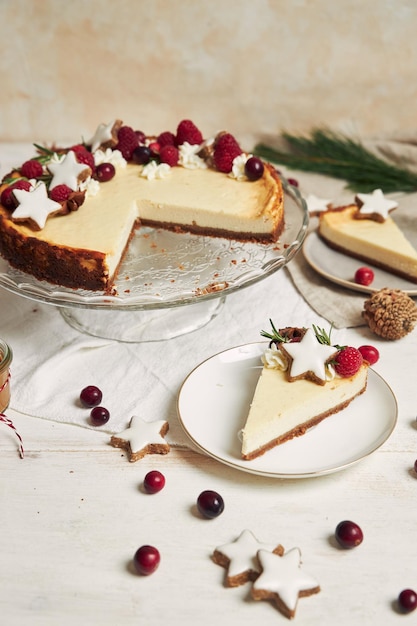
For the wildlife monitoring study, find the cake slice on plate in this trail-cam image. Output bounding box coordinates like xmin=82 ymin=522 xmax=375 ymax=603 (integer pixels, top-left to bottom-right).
xmin=318 ymin=189 xmax=417 ymax=283
xmin=241 ymin=324 xmax=369 ymax=460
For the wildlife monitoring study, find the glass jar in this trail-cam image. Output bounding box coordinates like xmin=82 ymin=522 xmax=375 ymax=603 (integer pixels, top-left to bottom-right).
xmin=0 ymin=339 xmax=12 ymax=413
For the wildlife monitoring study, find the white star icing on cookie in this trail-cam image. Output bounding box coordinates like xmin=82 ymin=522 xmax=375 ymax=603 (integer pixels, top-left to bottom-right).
xmin=48 ymin=150 xmax=91 ymax=191
xmin=305 ymin=194 xmax=331 ymax=214
xmin=356 ymin=188 xmax=398 ymax=220
xmin=281 ymin=328 xmax=337 ymax=383
xmin=12 ymin=181 xmax=62 ymax=229
xmin=110 ymin=416 xmax=169 ymax=461
xmin=252 ymin=548 xmax=320 ymax=617
xmin=215 ymin=530 xmax=283 ymax=583
xmin=88 ymin=120 xmax=117 ymax=153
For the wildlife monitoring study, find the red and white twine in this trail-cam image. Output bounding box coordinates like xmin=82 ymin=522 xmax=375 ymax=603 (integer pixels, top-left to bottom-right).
xmin=0 ymin=413 xmax=24 ymax=459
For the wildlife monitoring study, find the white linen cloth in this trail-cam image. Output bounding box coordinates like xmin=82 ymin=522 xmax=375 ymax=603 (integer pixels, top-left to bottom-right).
xmin=0 ymin=141 xmax=415 ymax=444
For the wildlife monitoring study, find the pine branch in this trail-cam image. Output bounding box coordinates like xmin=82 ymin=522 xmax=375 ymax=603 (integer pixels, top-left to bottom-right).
xmin=254 ymin=128 xmax=417 ymax=193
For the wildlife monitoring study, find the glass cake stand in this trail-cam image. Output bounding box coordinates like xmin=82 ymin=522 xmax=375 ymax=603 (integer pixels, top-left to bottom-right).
xmin=0 ymin=178 xmax=308 ymax=342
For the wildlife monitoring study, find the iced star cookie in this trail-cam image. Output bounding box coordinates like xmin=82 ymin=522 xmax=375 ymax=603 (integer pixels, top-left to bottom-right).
xmin=110 ymin=416 xmax=170 ymax=462
xmin=212 ymin=529 xmax=284 ymax=587
xmin=252 ymin=547 xmax=320 ymax=619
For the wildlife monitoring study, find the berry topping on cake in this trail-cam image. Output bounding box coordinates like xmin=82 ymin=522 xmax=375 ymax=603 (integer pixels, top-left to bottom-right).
xmin=175 ymin=119 xmax=203 ymax=146
xmin=159 ymin=144 xmax=179 ymax=166
xmin=115 ymin=125 xmax=139 ymax=160
xmin=71 ymin=144 xmax=96 ymax=172
xmin=244 ymin=156 xmax=264 ymax=181
xmin=213 ymin=133 xmax=243 ymax=173
xmin=335 ymin=520 xmax=363 ymax=549
xmin=333 ymin=346 xmax=363 ymax=378
xmin=95 ymin=162 xmax=116 ymax=182
xmin=354 ymin=266 xmax=374 ymax=286
xmin=49 ymin=184 xmax=73 ymax=203
xmin=12 ymin=182 xmax=62 ymax=230
xmin=358 ymin=345 xmax=379 ymax=365
xmin=197 ymin=490 xmax=224 ymax=519
xmin=133 ymin=545 xmax=160 ymax=575
xmin=1 ymin=179 xmax=32 ymax=209
xmin=157 ymin=131 xmax=176 ymax=147
xmin=20 ymin=159 xmax=43 ymax=179
xmin=132 ymin=145 xmax=152 ymax=165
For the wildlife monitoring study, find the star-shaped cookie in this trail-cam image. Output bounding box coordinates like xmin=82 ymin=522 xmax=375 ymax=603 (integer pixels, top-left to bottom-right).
xmin=280 ymin=328 xmax=337 ymax=385
xmin=12 ymin=182 xmax=63 ymax=230
xmin=110 ymin=416 xmax=170 ymax=462
xmin=305 ymin=194 xmax=331 ymax=216
xmin=252 ymin=548 xmax=320 ymax=619
xmin=355 ymin=188 xmax=398 ymax=222
xmin=213 ymin=530 xmax=284 ymax=587
xmin=48 ymin=150 xmax=91 ymax=191
xmin=88 ymin=119 xmax=120 ymax=153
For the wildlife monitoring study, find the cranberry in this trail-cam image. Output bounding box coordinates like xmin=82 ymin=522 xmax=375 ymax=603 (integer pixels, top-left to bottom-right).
xmin=398 ymin=589 xmax=417 ymax=613
xmin=197 ymin=490 xmax=224 ymax=519
xmin=335 ymin=520 xmax=363 ymax=549
xmin=133 ymin=545 xmax=160 ymax=575
xmin=132 ymin=145 xmax=151 ymax=165
xmin=358 ymin=345 xmax=380 ymax=365
xmin=245 ymin=156 xmax=264 ymax=181
xmin=354 ymin=266 xmax=374 ymax=286
xmin=90 ymin=406 xmax=110 ymax=426
xmin=287 ymin=177 xmax=299 ymax=187
xmin=143 ymin=470 xmax=165 ymax=494
xmin=414 ymin=459 xmax=417 ymax=474
xmin=80 ymin=385 xmax=102 ymax=407
xmin=96 ymin=162 xmax=115 ymax=182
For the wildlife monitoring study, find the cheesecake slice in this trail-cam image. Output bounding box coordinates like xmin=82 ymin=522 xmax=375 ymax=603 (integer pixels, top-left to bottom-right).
xmin=319 ymin=205 xmax=417 ymax=283
xmin=241 ymin=326 xmax=368 ymax=460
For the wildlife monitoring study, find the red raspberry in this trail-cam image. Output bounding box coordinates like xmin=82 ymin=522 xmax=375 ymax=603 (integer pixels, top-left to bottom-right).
xmin=159 ymin=145 xmax=179 ymax=166
xmin=157 ymin=131 xmax=176 ymax=148
xmin=213 ymin=133 xmax=243 ymax=173
xmin=1 ymin=179 xmax=32 ymax=209
xmin=175 ymin=119 xmax=203 ymax=146
xmin=115 ymin=126 xmax=139 ymax=160
xmin=49 ymin=184 xmax=72 ymax=202
xmin=70 ymin=145 xmax=95 ymax=172
xmin=20 ymin=159 xmax=43 ymax=179
xmin=334 ymin=347 xmax=363 ymax=378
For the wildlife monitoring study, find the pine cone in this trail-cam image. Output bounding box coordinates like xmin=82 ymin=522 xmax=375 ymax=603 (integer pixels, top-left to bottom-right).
xmin=362 ymin=288 xmax=417 ymax=340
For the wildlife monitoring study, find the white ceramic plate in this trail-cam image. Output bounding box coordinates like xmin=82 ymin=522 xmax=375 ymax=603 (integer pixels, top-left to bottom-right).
xmin=303 ymin=231 xmax=417 ymax=295
xmin=177 ymin=342 xmax=397 ymax=478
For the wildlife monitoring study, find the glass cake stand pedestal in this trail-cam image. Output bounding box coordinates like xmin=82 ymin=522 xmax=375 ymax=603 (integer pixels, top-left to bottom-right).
xmin=0 ymin=179 xmax=308 ymax=342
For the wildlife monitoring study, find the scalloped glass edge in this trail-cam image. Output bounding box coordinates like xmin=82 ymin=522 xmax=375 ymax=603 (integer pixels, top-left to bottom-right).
xmin=0 ymin=177 xmax=308 ymax=311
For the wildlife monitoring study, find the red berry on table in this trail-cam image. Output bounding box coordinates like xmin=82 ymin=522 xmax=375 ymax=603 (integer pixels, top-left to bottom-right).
xmin=96 ymin=162 xmax=116 ymax=182
xmin=335 ymin=520 xmax=363 ymax=549
xmin=80 ymin=385 xmax=102 ymax=407
xmin=197 ymin=490 xmax=224 ymax=519
xmin=398 ymin=588 xmax=417 ymax=613
xmin=358 ymin=345 xmax=379 ymax=365
xmin=334 ymin=347 xmax=363 ymax=377
xmin=133 ymin=545 xmax=160 ymax=575
xmin=143 ymin=470 xmax=166 ymax=494
xmin=287 ymin=177 xmax=299 ymax=187
xmin=245 ymin=156 xmax=264 ymax=181
xmin=354 ymin=266 xmax=374 ymax=286
xmin=90 ymin=406 xmax=110 ymax=427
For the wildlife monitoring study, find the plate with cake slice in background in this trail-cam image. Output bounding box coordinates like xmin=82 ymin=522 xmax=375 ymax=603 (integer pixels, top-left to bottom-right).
xmin=303 ymin=191 xmax=417 ymax=295
xmin=177 ymin=339 xmax=398 ymax=479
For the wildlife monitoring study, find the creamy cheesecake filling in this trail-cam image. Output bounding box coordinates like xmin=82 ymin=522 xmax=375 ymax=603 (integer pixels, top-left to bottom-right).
xmin=241 ymin=364 xmax=368 ymax=460
xmin=319 ymin=206 xmax=417 ymax=280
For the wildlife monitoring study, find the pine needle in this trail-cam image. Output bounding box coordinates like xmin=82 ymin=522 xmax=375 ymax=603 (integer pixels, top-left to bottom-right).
xmin=254 ymin=128 xmax=417 ymax=193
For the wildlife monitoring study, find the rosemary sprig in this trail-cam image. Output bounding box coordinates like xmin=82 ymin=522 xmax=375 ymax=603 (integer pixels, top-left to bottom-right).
xmin=312 ymin=324 xmax=333 ymax=345
xmin=254 ymin=128 xmax=417 ymax=193
xmin=260 ymin=319 xmax=288 ymax=344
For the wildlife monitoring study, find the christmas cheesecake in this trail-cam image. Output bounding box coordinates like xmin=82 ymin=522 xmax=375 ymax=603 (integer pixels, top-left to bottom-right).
xmin=0 ymin=120 xmax=284 ymax=292
xmin=241 ymin=324 xmax=368 ymax=460
xmin=318 ymin=189 xmax=417 ymax=283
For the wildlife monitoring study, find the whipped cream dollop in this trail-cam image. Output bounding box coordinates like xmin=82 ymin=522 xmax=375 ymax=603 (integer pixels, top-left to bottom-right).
xmin=230 ymin=153 xmax=250 ymax=181
xmin=79 ymin=177 xmax=100 ymax=197
xmin=140 ymin=161 xmax=171 ymax=180
xmin=93 ymin=148 xmax=126 ymax=169
xmin=178 ymin=142 xmax=207 ymax=169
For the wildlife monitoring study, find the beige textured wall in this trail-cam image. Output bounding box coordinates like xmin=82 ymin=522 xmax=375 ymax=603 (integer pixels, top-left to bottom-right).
xmin=0 ymin=0 xmax=416 ymax=149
